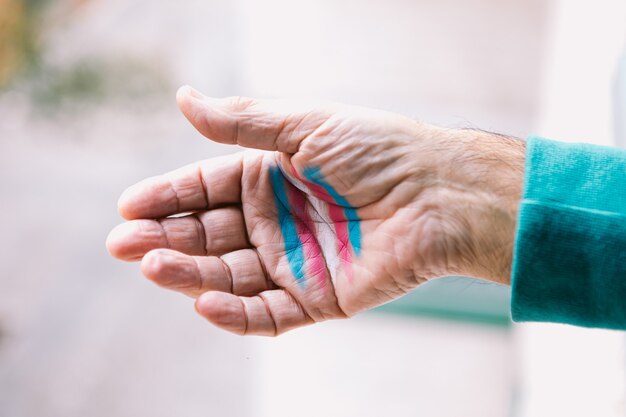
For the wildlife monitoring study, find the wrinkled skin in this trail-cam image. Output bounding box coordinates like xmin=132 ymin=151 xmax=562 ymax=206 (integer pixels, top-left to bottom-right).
xmin=106 ymin=86 xmax=525 ymax=336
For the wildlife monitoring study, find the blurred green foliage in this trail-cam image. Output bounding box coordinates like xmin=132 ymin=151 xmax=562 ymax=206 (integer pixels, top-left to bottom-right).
xmin=29 ymin=57 xmax=171 ymax=113
xmin=1 ymin=0 xmax=170 ymax=112
xmin=0 ymin=0 xmax=41 ymax=86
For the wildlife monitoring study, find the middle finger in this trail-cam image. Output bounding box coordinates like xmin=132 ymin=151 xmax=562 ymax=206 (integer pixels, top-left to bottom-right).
xmin=107 ymin=207 xmax=250 ymax=261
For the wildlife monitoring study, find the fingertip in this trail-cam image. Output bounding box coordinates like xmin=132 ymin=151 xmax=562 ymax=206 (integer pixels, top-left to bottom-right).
xmin=117 ymin=180 xmax=154 ymax=220
xmin=176 ymin=85 xmax=191 ymax=108
xmin=176 ymin=84 xmax=191 ymax=101
xmin=140 ymin=248 xmax=186 ymax=286
xmin=117 ymin=178 xmax=175 ymax=220
xmin=117 ymin=186 xmax=136 ymax=220
xmin=195 ymin=291 xmax=221 ymax=316
xmin=140 ymin=248 xmax=169 ymax=280
xmin=176 ymin=85 xmax=205 ymax=114
xmin=106 ymin=222 xmax=136 ymax=260
xmin=195 ymin=292 xmax=246 ymax=335
xmin=176 ymin=85 xmax=211 ymax=137
xmin=106 ymin=220 xmax=164 ymax=261
xmin=176 ymin=88 xmax=242 ymax=147
xmin=105 ymin=226 xmax=118 ymax=257
xmin=176 ymin=84 xmax=203 ymax=101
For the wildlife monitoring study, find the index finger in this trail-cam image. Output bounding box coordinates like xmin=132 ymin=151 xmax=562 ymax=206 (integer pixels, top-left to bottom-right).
xmin=118 ymin=153 xmax=244 ymax=220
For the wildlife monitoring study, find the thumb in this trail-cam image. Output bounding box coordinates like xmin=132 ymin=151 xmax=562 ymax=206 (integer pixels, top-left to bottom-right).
xmin=176 ymin=85 xmax=330 ymax=153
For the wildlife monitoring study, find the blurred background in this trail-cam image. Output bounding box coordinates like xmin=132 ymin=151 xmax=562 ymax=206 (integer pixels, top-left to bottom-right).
xmin=1 ymin=0 xmax=626 ymax=416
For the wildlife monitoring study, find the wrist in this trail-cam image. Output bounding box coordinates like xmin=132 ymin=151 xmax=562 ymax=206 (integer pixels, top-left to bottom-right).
xmin=407 ymin=125 xmax=526 ymax=284
xmin=449 ymin=128 xmax=526 ymax=284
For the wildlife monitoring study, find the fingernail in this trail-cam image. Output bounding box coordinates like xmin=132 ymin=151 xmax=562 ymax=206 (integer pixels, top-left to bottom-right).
xmin=184 ymin=85 xmax=204 ymax=99
xmin=176 ymin=85 xmax=205 ymax=100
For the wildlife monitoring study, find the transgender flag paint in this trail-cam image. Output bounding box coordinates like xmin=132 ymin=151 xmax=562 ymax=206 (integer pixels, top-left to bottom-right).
xmin=279 ymin=164 xmax=362 ymax=284
xmin=270 ymin=166 xmax=330 ymax=288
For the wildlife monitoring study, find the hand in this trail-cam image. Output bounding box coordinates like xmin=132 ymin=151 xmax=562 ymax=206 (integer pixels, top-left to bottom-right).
xmin=106 ymin=86 xmax=525 ymax=336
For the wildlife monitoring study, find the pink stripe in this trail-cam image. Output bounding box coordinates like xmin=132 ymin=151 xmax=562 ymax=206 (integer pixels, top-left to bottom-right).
xmin=290 ymin=166 xmax=353 ymax=282
xmin=287 ymin=182 xmax=328 ymax=288
xmin=328 ymin=204 xmax=353 ymax=282
xmin=290 ymin=166 xmax=333 ymax=203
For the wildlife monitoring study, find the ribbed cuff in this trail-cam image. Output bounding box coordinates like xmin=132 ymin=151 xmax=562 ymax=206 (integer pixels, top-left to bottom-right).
xmin=511 ymin=136 xmax=626 ymax=329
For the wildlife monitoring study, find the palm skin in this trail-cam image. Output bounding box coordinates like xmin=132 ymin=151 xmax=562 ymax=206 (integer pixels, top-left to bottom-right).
xmin=106 ymin=86 xmax=525 ymax=336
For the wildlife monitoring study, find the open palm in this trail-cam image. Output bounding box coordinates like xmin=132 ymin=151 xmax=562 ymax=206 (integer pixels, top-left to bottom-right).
xmin=106 ymin=86 xmax=523 ymax=335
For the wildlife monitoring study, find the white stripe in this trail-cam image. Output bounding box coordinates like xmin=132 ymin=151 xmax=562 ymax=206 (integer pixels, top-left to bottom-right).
xmin=278 ymin=163 xmax=340 ymax=281
xmin=307 ymin=201 xmax=340 ymax=282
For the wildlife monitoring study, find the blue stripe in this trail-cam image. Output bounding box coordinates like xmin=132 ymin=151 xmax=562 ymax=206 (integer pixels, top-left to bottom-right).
xmin=302 ymin=166 xmax=362 ymax=256
xmin=269 ymin=166 xmax=307 ymax=287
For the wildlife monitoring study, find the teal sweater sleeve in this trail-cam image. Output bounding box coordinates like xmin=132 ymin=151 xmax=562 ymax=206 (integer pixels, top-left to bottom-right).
xmin=511 ymin=136 xmax=626 ymax=329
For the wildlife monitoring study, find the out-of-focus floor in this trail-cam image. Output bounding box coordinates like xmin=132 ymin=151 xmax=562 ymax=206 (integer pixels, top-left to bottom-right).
xmin=0 ymin=0 xmax=548 ymax=416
